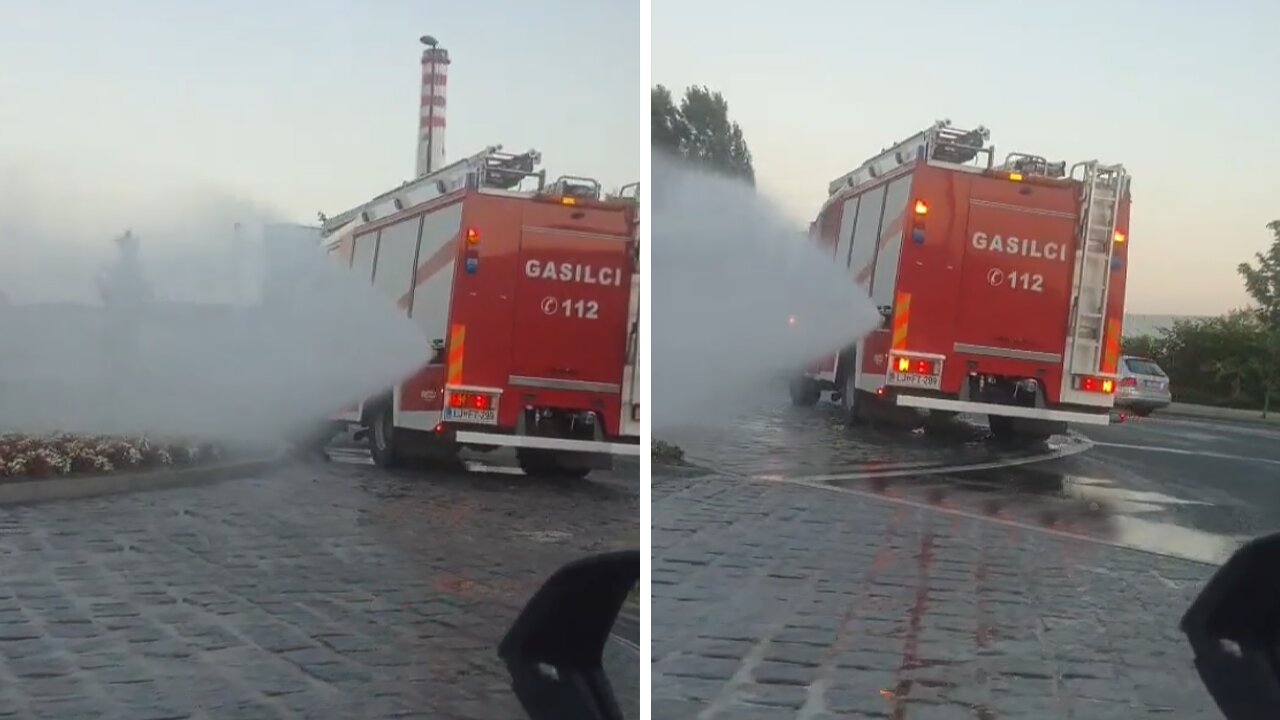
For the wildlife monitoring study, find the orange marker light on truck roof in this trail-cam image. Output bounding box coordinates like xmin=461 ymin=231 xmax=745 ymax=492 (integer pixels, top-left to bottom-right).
xmin=1008 ymin=172 xmax=1024 ymax=182
xmin=560 ymin=197 xmax=578 ymax=206
xmin=913 ymin=200 xmax=928 ymax=215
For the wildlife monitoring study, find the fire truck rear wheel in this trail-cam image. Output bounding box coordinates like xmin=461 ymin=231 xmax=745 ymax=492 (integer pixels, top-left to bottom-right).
xmin=368 ymin=404 xmax=401 ymax=468
xmin=789 ymin=377 xmax=820 ymax=407
xmin=517 ymin=449 xmax=590 ymax=480
xmin=988 ymin=415 xmax=1051 ymax=445
xmin=841 ymin=375 xmax=864 ymax=425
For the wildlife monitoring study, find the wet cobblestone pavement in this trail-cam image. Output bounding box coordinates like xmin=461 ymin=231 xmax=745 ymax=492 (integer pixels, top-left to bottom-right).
xmin=656 ymin=399 xmax=1082 ymax=479
xmin=0 ymin=458 xmax=639 ymax=719
xmin=652 ymin=472 xmax=1219 ymax=719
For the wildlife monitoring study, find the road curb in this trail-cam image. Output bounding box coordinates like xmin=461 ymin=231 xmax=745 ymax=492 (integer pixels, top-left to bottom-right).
xmin=0 ymin=446 xmax=290 ymax=506
xmin=652 ymin=461 xmax=717 ymax=477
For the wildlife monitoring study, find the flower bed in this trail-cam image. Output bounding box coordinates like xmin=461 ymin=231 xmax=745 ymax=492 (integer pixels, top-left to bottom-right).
xmin=0 ymin=433 xmax=225 ymax=480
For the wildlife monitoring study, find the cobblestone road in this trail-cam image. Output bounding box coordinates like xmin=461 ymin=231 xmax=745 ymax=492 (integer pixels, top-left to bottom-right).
xmin=0 ymin=457 xmax=638 ymax=719
xmin=652 ymin=472 xmax=1219 ymax=719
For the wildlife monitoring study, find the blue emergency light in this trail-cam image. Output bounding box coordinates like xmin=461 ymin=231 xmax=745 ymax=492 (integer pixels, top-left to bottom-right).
xmin=911 ymin=228 xmax=926 ymax=245
xmin=465 ymin=257 xmax=479 ymax=274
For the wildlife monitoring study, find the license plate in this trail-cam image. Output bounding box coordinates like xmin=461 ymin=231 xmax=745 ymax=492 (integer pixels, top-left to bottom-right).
xmin=890 ymin=372 xmax=942 ymax=389
xmin=443 ymin=407 xmax=498 ymax=425
xmin=1143 ymin=379 xmax=1165 ymax=390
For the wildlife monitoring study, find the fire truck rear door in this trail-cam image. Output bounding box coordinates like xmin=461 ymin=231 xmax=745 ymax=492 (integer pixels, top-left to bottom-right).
xmin=955 ymin=190 xmax=1078 ymax=360
xmin=512 ymin=226 xmax=631 ymax=395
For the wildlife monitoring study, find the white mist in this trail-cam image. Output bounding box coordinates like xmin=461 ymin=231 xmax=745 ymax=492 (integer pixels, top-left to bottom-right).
xmin=651 ymin=153 xmax=881 ymax=429
xmin=0 ymin=172 xmax=429 ymax=445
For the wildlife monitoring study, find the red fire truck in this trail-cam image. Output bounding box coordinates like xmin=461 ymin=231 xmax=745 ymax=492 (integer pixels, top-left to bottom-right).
xmin=321 ymin=146 xmax=641 ymax=476
xmin=791 ymin=120 xmax=1132 ymax=441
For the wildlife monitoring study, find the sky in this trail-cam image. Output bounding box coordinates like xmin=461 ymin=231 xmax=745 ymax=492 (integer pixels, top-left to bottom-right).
xmin=652 ymin=0 xmax=1280 ymax=316
xmin=0 ymin=0 xmax=640 ymax=226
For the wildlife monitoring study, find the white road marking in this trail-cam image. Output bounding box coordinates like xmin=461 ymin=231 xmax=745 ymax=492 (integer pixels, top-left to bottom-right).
xmin=1092 ymin=441 xmax=1280 ymax=467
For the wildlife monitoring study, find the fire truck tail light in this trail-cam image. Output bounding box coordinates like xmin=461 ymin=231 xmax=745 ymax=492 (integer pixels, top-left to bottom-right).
xmin=894 ymin=356 xmax=937 ymax=375
xmin=913 ymin=200 xmax=928 ymax=216
xmin=1076 ymin=375 xmax=1115 ymax=394
xmin=448 ymin=391 xmax=493 ymax=411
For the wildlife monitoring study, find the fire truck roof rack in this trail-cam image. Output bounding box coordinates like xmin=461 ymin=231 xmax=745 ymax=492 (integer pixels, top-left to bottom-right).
xmin=997 ymin=152 xmax=1067 ymax=179
xmin=480 ymin=149 xmax=545 ymax=191
xmin=321 ymin=145 xmax=545 ymax=236
xmin=609 ymin=181 xmax=641 ymax=204
xmin=546 ymin=175 xmax=602 ymax=200
xmin=827 ymin=120 xmax=994 ymax=197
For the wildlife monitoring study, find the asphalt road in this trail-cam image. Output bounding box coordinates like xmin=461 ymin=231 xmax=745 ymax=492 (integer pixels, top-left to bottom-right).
xmin=1069 ymin=412 xmax=1280 ymax=557
xmin=653 ymin=401 xmax=1280 ymax=719
xmin=0 ymin=450 xmax=639 ymax=720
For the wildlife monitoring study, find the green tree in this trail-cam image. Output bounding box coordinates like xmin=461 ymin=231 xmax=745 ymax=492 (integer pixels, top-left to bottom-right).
xmin=1237 ymin=220 xmax=1280 ymax=415
xmin=651 ymin=85 xmax=686 ymax=156
xmin=1238 ymin=220 xmax=1280 ymax=330
xmin=650 ymin=84 xmax=755 ymax=186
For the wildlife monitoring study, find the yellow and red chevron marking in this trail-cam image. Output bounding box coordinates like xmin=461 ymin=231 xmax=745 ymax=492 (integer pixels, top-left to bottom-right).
xmin=447 ymin=324 xmax=466 ymax=385
xmin=1102 ymin=318 xmax=1122 ymax=374
xmin=891 ymin=292 xmax=911 ymax=349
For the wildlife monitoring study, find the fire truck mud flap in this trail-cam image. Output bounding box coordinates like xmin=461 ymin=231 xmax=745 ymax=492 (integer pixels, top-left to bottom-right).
xmin=894 ymin=395 xmax=1112 ymax=426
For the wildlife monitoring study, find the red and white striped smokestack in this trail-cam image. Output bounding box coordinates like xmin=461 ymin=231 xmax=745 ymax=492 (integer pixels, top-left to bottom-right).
xmin=416 ymin=35 xmax=450 ymax=177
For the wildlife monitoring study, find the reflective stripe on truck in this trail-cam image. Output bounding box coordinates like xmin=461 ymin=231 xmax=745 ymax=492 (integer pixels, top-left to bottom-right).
xmin=447 ymin=323 xmax=466 ymax=384
xmin=891 ymin=291 xmax=911 ymax=349
xmin=1102 ymin=317 xmax=1122 ymax=375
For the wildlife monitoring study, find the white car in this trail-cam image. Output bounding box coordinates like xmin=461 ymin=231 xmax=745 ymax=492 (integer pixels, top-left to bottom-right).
xmin=1115 ymin=355 xmax=1172 ymax=416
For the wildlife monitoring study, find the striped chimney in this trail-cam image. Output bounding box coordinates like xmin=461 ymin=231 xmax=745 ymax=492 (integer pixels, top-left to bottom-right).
xmin=416 ymin=35 xmax=450 ymax=177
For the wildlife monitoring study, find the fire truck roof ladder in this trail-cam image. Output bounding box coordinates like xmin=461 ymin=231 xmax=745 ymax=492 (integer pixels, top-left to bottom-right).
xmin=827 ymin=120 xmax=993 ymax=197
xmin=1066 ymin=161 xmax=1129 ymax=376
xmin=321 ymin=146 xmax=545 ymax=235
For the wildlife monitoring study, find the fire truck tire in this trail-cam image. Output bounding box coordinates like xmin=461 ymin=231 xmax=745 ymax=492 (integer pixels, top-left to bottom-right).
xmin=367 ymin=404 xmax=402 ymax=468
xmin=517 ymin=449 xmax=590 ymax=480
xmin=841 ymin=375 xmax=865 ymax=425
xmin=923 ymin=410 xmax=958 ymax=431
xmin=987 ymin=415 xmax=1016 ymax=441
xmin=987 ymin=415 xmax=1053 ymax=444
xmin=789 ymin=376 xmax=821 ymax=407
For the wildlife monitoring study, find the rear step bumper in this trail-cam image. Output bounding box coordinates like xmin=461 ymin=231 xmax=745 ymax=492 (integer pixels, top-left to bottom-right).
xmin=454 ymin=431 xmax=641 ymax=455
xmin=895 ymin=395 xmax=1112 ymax=426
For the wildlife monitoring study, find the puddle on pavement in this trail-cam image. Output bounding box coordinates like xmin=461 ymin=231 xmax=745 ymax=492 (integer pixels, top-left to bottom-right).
xmin=823 ymin=463 xmax=1242 ymax=565
xmin=1103 ymin=515 xmax=1239 ymax=564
